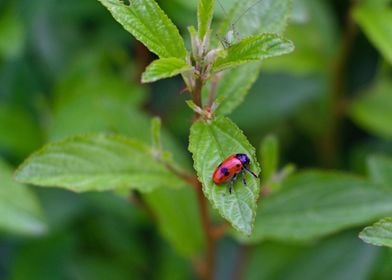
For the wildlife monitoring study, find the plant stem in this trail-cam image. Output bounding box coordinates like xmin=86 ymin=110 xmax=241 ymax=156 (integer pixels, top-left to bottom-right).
xmin=207 ymin=74 xmax=219 ymax=108
xmin=195 ymin=180 xmax=216 ymax=280
xmin=233 ymin=245 xmax=250 ymax=280
xmin=163 ymin=162 xmax=199 ymax=189
xmin=320 ymin=1 xmax=357 ymax=167
xmin=192 ymin=69 xmax=204 ymax=108
xmin=163 ymin=160 xmax=216 ymax=280
xmin=169 ymin=61 xmax=219 ymax=278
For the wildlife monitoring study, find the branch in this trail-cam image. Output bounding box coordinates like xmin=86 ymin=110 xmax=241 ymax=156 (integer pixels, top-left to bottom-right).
xmin=162 ymin=160 xmax=217 ymax=280
xmin=320 ymin=1 xmax=358 ymax=167
xmin=195 ymin=179 xmax=216 ymax=280
xmin=207 ymin=74 xmax=220 ymax=108
xmin=192 ymin=70 xmax=204 ymax=108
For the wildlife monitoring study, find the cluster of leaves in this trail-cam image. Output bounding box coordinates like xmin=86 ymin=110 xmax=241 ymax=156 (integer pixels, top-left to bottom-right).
xmin=0 ymin=0 xmax=392 ymax=278
xmin=14 ymin=0 xmax=295 ymax=237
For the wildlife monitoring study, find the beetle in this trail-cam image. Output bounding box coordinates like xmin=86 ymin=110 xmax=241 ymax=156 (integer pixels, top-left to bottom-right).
xmin=212 ymin=153 xmax=258 ymax=194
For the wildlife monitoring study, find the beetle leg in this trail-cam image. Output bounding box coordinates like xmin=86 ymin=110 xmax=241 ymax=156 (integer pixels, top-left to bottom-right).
xmin=241 ymin=170 xmax=247 ymax=185
xmin=243 ymin=166 xmax=258 ymax=178
xmin=229 ymin=173 xmax=237 ymax=194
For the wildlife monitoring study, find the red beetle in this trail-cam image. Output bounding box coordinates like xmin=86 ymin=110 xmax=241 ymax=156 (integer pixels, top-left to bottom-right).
xmin=212 ymin=153 xmax=258 ymax=193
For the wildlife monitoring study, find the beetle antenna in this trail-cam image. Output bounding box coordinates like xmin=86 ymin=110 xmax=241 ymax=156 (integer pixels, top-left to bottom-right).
xmin=243 ymin=166 xmax=258 ymax=178
xmin=232 ymin=0 xmax=265 ymax=26
xmin=216 ymin=0 xmax=265 ymax=47
xmin=216 ymin=0 xmax=229 ymax=18
xmin=216 ymin=0 xmax=265 ymax=27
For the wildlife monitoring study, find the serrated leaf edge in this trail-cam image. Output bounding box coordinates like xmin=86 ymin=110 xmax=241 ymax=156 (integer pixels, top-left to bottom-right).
xmin=14 ymin=133 xmax=159 ymax=191
xmin=98 ymin=0 xmax=187 ymax=59
xmin=213 ymin=33 xmax=295 ymax=72
xmin=189 ymin=116 xmax=260 ymax=235
xmin=141 ymin=58 xmax=193 ymax=83
xmin=359 ymin=217 xmax=392 ymax=247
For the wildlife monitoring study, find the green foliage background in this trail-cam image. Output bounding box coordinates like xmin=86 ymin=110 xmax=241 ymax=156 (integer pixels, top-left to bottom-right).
xmin=0 ymin=0 xmax=391 ymax=279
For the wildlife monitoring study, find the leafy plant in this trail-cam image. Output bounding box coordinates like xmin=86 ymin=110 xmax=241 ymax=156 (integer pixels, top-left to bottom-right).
xmin=15 ymin=0 xmax=293 ymax=230
xmin=14 ymin=0 xmax=293 ymax=276
xmin=2 ymin=0 xmax=391 ymax=278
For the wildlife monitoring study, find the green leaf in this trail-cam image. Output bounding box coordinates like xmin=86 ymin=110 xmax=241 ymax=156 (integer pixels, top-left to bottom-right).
xmin=198 ymin=0 xmax=215 ymax=39
xmin=244 ymin=171 xmax=392 ymax=243
xmin=217 ymin=0 xmax=292 ymax=38
xmin=367 ymin=155 xmax=392 ymax=188
xmin=246 ymin=232 xmax=379 ymax=280
xmin=209 ymin=63 xmax=261 ymax=115
xmin=0 ymin=7 xmax=25 ymax=58
xmin=0 ymin=158 xmax=47 ymax=235
xmin=141 ymin=58 xmax=192 ymax=83
xmin=260 ymin=134 xmax=279 ymax=183
xmin=212 ymin=33 xmax=294 ymax=72
xmin=231 ymin=73 xmax=324 ymax=132
xmin=151 ymin=117 xmax=162 ymax=151
xmin=98 ymin=0 xmax=187 ymax=59
xmin=50 ymin=58 xmax=191 ymax=169
xmin=349 ymin=78 xmax=392 ymax=139
xmin=54 ymin=49 xmax=147 ymax=107
xmin=15 ymin=134 xmax=186 ymax=193
xmin=279 ymin=232 xmax=379 ymax=280
xmin=154 ymin=244 xmax=191 ymax=280
xmin=0 ymin=105 xmax=43 ymax=157
xmin=360 ymin=0 xmax=392 ymax=7
xmin=189 ymin=116 xmax=260 ymax=235
xmin=262 ymin=0 xmax=338 ymax=74
xmin=144 ymin=187 xmax=205 ymax=257
xmin=372 ymin=249 xmax=392 ymax=280
xmin=359 ymin=217 xmax=392 ymax=248
xmin=50 ymin=68 xmax=150 ymax=142
xmin=246 ymin=242 xmax=300 ymax=280
xmin=10 ymin=234 xmax=76 ymax=280
xmin=353 ymin=5 xmax=392 ymax=64
xmin=149 ymin=117 xmax=173 ymax=163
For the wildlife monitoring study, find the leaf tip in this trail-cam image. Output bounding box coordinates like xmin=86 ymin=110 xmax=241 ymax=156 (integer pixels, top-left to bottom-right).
xmin=140 ymin=74 xmax=152 ymax=84
xmin=13 ymin=162 xmax=29 ymax=184
xmin=286 ymin=39 xmax=295 ymax=53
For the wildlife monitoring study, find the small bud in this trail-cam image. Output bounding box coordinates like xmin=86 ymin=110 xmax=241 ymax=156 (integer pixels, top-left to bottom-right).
xmin=186 ymin=100 xmax=204 ymax=115
xmin=188 ymin=26 xmax=201 ymax=61
xmin=201 ymin=33 xmax=210 ymax=54
xmin=211 ymin=96 xmax=224 ymax=113
xmin=204 ymin=48 xmax=224 ymax=65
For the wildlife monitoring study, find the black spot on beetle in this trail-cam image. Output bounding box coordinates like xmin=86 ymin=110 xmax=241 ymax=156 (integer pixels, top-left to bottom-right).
xmin=220 ymin=167 xmax=230 ymax=176
xmin=236 ymin=164 xmax=240 ymax=167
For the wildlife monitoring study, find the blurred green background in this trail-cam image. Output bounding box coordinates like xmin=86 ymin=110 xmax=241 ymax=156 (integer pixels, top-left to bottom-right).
xmin=0 ymin=0 xmax=391 ymax=279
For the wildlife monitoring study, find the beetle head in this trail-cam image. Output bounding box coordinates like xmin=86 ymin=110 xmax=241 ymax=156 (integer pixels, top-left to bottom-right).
xmin=235 ymin=153 xmax=250 ymax=165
